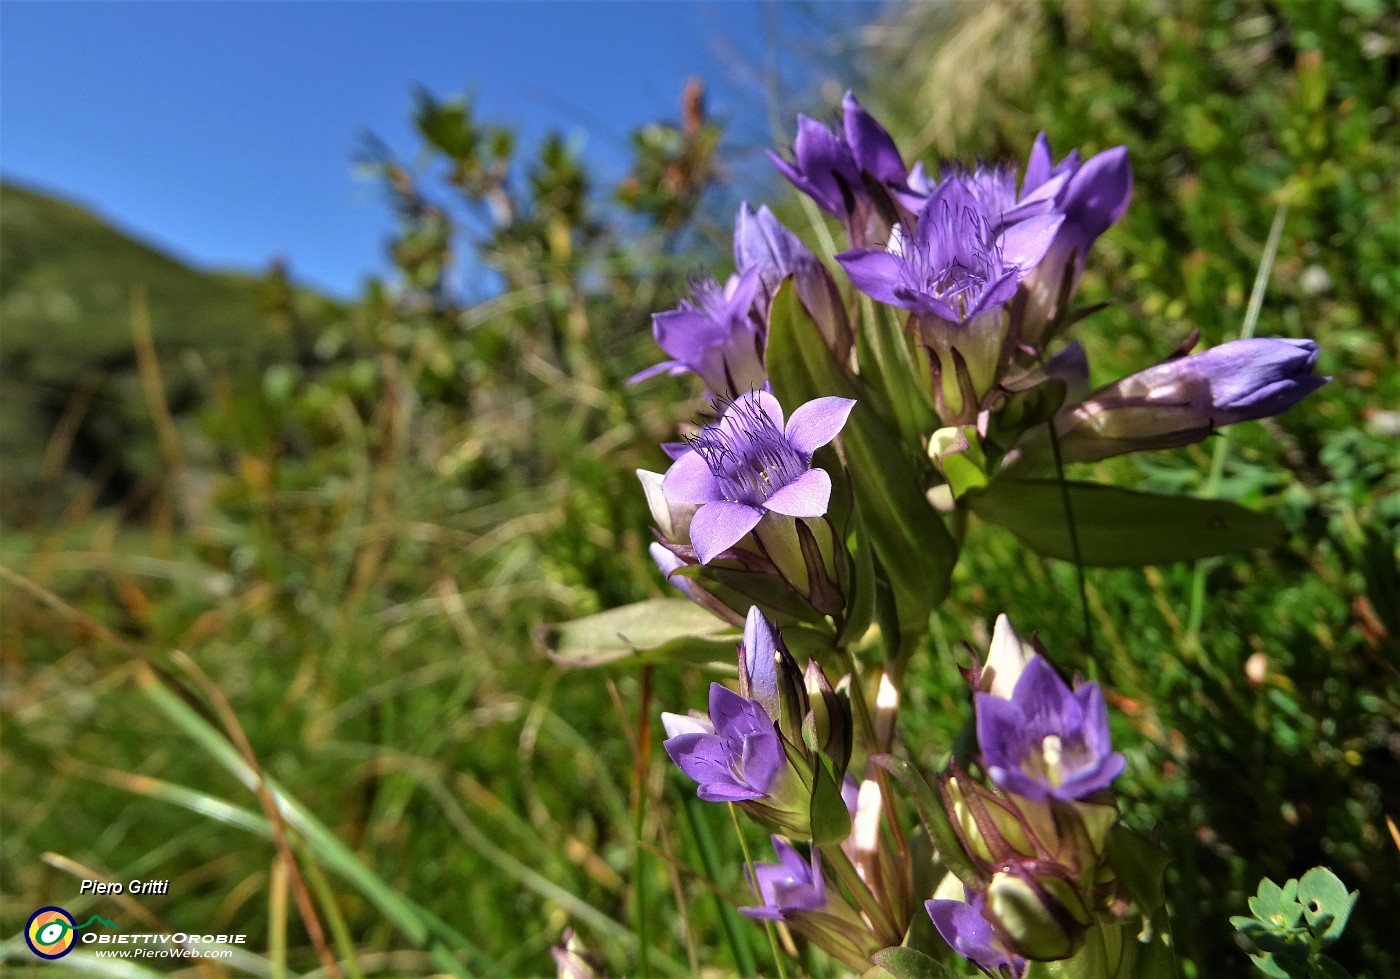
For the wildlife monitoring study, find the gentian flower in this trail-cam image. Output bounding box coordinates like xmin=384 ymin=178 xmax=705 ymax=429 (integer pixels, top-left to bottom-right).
xmin=741 ymin=837 xmax=828 ymax=920
xmin=927 ymin=890 xmax=1026 ymax=975
xmin=633 ymin=268 xmax=766 ymax=399
xmin=734 ymin=202 xmax=852 ymax=359
xmin=976 ymin=656 xmax=1126 ymax=803
xmin=945 ymin=160 xmax=1067 ymax=231
xmin=769 ymin=91 xmax=908 ymax=247
xmin=837 ymin=180 xmax=1062 ymax=325
xmin=1017 ymin=134 xmax=1132 ymax=348
xmin=662 ymin=391 xmax=855 ymax=565
xmin=1026 ymin=133 xmax=1132 ymax=279
xmin=662 ymin=682 xmax=785 ymax=802
xmin=1021 ymin=337 xmax=1328 ymax=467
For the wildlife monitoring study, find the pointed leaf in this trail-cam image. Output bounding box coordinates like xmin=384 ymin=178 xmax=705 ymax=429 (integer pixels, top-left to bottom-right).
xmin=869 ymin=947 xmax=960 ymax=979
xmin=542 ymin=599 xmax=736 ymax=668
xmin=967 ymin=479 xmax=1287 ymax=566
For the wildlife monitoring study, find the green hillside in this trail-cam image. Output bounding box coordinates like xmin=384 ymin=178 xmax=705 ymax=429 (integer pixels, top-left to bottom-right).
xmin=0 ymin=180 xmax=303 ymax=521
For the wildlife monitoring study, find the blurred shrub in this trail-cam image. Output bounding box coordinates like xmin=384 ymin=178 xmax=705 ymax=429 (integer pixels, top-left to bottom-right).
xmin=4 ymin=83 xmax=729 ymax=974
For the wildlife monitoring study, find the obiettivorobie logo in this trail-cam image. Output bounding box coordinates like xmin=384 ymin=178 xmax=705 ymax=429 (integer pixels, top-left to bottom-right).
xmin=24 ymin=904 xmax=245 ymax=962
xmin=25 ymin=906 xmax=119 ymax=960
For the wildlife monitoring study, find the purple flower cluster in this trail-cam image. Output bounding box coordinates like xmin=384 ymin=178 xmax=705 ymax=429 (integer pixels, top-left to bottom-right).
xmin=922 ymin=619 xmax=1124 ymax=971
xmin=631 ymin=87 xmax=1329 ymax=977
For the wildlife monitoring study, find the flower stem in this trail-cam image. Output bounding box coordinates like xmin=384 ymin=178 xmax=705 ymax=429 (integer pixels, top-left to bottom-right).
xmin=1046 ymin=413 xmax=1095 ymax=670
xmin=730 ymin=803 xmax=791 ymax=979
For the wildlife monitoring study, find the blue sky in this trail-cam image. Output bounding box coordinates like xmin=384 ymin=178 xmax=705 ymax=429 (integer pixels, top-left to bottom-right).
xmin=2 ymin=1 xmax=877 ymax=298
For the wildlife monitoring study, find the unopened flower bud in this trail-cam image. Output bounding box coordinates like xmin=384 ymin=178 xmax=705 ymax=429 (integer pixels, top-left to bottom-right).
xmin=986 ymin=865 xmax=1092 ymax=961
xmin=802 ymin=661 xmax=852 ymax=774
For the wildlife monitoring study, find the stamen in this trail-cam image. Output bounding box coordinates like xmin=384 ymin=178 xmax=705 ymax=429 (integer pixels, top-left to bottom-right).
xmin=690 ymin=399 xmax=806 ymax=505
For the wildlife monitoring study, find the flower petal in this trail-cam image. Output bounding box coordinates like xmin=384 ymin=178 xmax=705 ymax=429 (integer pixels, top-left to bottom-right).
xmin=974 ymin=691 xmax=1027 ymax=777
xmin=653 ymin=308 xmax=726 ymax=363
xmin=663 ymin=732 xmax=732 ymax=787
xmin=697 ymin=781 xmax=766 ymax=803
xmin=842 ymin=91 xmax=905 ymax=186
xmin=1022 ymin=132 xmax=1055 ymax=194
xmin=784 ymin=396 xmax=856 ymax=456
xmin=926 ymin=898 xmax=1017 ymax=970
xmin=1061 ymin=145 xmax=1132 ymax=240
xmin=708 ymin=682 xmax=755 ymax=734
xmin=689 ymin=501 xmax=764 ymax=564
xmin=660 ymin=710 xmax=714 ymax=739
xmin=662 ymin=450 xmax=722 ymax=506
xmin=1057 ymin=751 xmax=1126 ymax=800
xmin=1011 ymin=656 xmax=1080 ymax=735
xmin=1000 ymin=212 xmax=1065 ymax=270
xmin=835 ymin=248 xmax=906 ymax=307
xmin=762 ymin=468 xmax=831 ymax=518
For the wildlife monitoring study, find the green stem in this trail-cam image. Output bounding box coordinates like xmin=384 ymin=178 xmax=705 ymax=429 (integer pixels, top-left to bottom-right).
xmin=1046 ymin=414 xmax=1095 ymax=670
xmin=730 ymin=804 xmax=789 ymax=979
xmin=681 ymin=795 xmax=757 ymax=977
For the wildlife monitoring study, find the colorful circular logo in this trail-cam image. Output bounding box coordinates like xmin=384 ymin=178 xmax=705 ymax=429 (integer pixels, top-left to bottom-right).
xmin=26 ymin=906 xmax=77 ymax=959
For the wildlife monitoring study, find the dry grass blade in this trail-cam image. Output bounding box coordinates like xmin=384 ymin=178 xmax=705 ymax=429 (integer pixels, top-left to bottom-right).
xmin=166 ymin=649 xmax=342 ymax=979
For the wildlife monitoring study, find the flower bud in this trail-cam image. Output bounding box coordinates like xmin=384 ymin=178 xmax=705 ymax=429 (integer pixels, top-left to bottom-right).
xmin=802 ymin=660 xmax=852 ymax=775
xmin=735 ymin=202 xmax=853 ymax=363
xmin=986 ymin=865 xmax=1092 ymax=961
xmin=1008 ymin=338 xmax=1328 ymax=471
xmin=977 ymin=614 xmax=1037 ymax=699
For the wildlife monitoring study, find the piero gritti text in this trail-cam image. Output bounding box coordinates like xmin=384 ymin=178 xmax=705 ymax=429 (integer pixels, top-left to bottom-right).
xmin=79 ymin=880 xmax=170 ymax=896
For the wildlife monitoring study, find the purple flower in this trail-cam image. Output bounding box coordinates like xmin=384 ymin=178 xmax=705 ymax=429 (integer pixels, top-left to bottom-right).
xmin=1017 ymin=136 xmax=1132 ymax=347
xmin=741 ymin=836 xmax=828 ymax=921
xmin=1040 ymin=338 xmax=1329 ymax=466
xmin=1030 ymin=134 xmax=1132 ymax=276
xmin=769 ymin=92 xmax=908 ymax=247
xmin=662 ymin=391 xmax=855 ymax=564
xmin=927 ymin=892 xmax=1026 ymax=974
xmin=734 ymin=202 xmax=852 ymax=357
xmin=633 ymin=268 xmax=766 ymax=399
xmin=837 ymin=181 xmax=1062 ymax=324
xmin=662 ymin=683 xmax=785 ymax=802
xmin=976 ymin=656 xmax=1126 ymax=803
xmin=944 ymin=160 xmax=1067 ymax=232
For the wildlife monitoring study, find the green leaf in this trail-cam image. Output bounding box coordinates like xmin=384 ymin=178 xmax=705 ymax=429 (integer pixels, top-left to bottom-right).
xmin=542 ymin=599 xmax=736 ymax=668
xmin=809 ymin=760 xmax=853 ymax=846
xmin=967 ymin=479 xmax=1287 ymax=566
xmin=1312 ymin=955 xmax=1354 ymax=979
xmin=1250 ymin=877 xmax=1288 ymax=920
xmin=869 ymin=946 xmax=959 ymax=979
xmin=1296 ymin=867 xmax=1358 ymax=945
xmin=1106 ymin=827 xmax=1171 ymax=913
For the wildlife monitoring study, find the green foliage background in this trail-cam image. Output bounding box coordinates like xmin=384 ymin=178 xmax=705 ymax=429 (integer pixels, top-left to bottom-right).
xmin=3 ymin=1 xmax=1396 ymax=976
